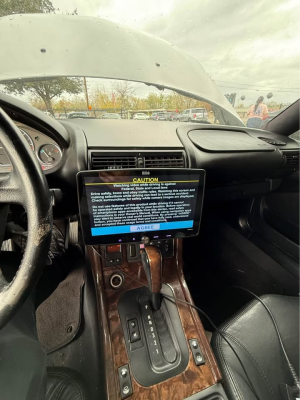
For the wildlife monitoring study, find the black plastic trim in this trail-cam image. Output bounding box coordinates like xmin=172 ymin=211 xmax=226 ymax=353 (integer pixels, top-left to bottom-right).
xmin=261 ymin=99 xmax=300 ymax=136
xmin=47 ymin=122 xmax=87 ymax=218
xmin=177 ymin=124 xmax=296 ymax=183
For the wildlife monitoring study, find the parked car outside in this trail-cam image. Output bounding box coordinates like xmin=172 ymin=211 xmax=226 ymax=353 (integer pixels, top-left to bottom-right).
xmin=165 ymin=112 xmax=178 ymax=121
xmin=133 ymin=113 xmax=150 ymax=120
xmin=176 ymin=108 xmax=208 ymax=122
xmin=44 ymin=111 xmax=54 ymax=117
xmin=151 ymin=112 xmax=167 ymax=121
xmin=102 ymin=113 xmax=121 ymax=119
xmin=67 ymin=112 xmax=89 ymax=119
xmin=55 ymin=113 xmax=67 ymax=119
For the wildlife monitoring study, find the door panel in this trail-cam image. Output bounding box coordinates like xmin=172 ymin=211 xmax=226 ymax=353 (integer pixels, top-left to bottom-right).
xmin=247 ymin=171 xmax=299 ymax=284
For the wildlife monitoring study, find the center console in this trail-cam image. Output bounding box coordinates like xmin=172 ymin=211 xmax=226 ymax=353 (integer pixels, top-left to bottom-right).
xmin=78 ymin=169 xmax=228 ymax=399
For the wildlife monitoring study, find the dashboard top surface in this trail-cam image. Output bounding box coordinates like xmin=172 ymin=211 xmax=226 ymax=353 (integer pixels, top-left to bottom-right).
xmin=64 ymin=119 xmax=184 ymax=148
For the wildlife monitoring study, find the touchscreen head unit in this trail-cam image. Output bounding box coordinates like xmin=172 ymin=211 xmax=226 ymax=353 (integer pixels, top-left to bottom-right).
xmin=77 ymin=169 xmax=205 ymax=245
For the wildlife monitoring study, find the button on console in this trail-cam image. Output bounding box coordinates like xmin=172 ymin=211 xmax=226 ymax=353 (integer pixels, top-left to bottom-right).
xmin=128 ymin=318 xmax=141 ymax=343
xmin=189 ymin=339 xmax=205 ymax=366
xmin=118 ymin=364 xmax=133 ymax=399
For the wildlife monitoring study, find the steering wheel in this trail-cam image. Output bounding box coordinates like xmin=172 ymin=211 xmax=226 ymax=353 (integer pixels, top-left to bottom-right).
xmin=0 ymin=108 xmax=52 ymax=329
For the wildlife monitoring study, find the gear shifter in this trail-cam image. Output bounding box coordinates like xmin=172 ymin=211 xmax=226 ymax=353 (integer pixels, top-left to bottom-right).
xmin=118 ymin=239 xmax=189 ymax=385
xmin=140 ymin=244 xmax=162 ymax=310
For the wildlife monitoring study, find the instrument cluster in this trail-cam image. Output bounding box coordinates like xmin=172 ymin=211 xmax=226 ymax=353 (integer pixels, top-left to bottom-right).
xmin=0 ymin=122 xmax=62 ymax=172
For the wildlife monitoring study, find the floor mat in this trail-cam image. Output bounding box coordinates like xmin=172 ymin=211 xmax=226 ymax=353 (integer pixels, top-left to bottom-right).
xmin=36 ymin=264 xmax=84 ymax=353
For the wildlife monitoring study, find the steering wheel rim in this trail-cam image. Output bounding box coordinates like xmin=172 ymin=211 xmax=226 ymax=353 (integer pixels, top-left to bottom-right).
xmin=0 ymin=108 xmax=52 ymax=329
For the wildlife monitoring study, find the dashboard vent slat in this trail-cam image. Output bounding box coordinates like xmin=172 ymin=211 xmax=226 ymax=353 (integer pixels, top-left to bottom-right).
xmin=275 ymin=151 xmax=300 ymax=173
xmin=284 ymin=154 xmax=299 ymax=167
xmin=90 ymin=152 xmax=186 ymax=170
xmin=283 ymin=153 xmax=299 ymax=169
xmin=144 ymin=155 xmax=184 ymax=168
xmin=91 ymin=154 xmax=137 ymax=170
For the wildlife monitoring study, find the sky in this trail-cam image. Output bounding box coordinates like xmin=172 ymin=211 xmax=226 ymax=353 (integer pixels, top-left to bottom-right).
xmin=50 ymin=0 xmax=300 ymax=106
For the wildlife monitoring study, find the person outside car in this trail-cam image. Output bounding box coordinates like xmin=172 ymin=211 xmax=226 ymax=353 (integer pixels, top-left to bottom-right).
xmin=246 ymin=96 xmax=268 ymax=128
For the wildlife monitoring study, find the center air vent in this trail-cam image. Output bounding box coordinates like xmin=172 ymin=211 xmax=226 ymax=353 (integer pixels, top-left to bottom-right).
xmin=91 ymin=154 xmax=137 ymax=170
xmin=144 ymin=155 xmax=184 ymax=168
xmin=90 ymin=152 xmax=186 ymax=170
xmin=282 ymin=152 xmax=299 ymax=170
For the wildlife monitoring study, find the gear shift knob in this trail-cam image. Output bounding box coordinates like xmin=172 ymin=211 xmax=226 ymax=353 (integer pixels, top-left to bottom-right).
xmin=140 ymin=245 xmax=162 ymax=310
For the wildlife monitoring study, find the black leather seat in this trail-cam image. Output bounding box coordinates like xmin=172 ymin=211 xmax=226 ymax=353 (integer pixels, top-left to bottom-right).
xmin=212 ymin=295 xmax=299 ymax=400
xmin=46 ymin=367 xmax=89 ymax=400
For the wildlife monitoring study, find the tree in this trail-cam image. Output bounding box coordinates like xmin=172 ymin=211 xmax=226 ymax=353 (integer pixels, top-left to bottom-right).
xmin=112 ymin=81 xmax=136 ymax=110
xmin=169 ymin=92 xmax=212 ymax=112
xmin=4 ymin=78 xmax=83 ymax=115
xmin=91 ymin=85 xmax=114 ymax=109
xmin=146 ymin=93 xmax=166 ymax=109
xmin=29 ymin=96 xmax=46 ymax=110
xmin=130 ymin=96 xmax=148 ymax=110
xmin=0 ymin=0 xmax=55 ymax=17
xmin=52 ymin=96 xmax=87 ymax=112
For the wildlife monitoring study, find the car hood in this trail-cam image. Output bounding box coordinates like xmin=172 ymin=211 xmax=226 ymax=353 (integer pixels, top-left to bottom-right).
xmin=0 ymin=14 xmax=243 ymax=126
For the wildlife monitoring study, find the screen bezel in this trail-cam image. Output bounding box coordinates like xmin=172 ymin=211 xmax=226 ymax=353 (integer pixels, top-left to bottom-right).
xmin=77 ymin=168 xmax=205 ymax=245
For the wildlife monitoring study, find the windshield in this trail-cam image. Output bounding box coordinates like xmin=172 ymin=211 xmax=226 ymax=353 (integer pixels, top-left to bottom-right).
xmin=0 ymin=2 xmax=299 ymax=128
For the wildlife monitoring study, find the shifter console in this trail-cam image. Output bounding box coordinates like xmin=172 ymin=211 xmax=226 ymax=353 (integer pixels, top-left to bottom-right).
xmin=118 ymin=238 xmax=190 ymax=386
xmin=118 ymin=284 xmax=189 ymax=386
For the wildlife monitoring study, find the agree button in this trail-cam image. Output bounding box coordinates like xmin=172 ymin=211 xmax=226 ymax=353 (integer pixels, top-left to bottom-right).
xmin=130 ymin=224 xmax=160 ymax=232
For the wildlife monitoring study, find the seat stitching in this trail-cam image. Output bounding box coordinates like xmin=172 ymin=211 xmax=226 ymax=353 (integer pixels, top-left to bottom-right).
xmin=225 ymin=332 xmax=277 ymax=400
xmin=48 ymin=371 xmax=85 ymax=399
xmin=52 ymin=380 xmax=67 ymax=400
xmin=225 ymin=303 xmax=256 ymax=325
xmin=222 ymin=295 xmax=299 ymax=335
xmin=221 ymin=295 xmax=298 ymax=333
xmin=216 ymin=295 xmax=298 ymax=399
xmin=49 ymin=373 xmax=84 ymax=398
xmin=216 ymin=334 xmax=244 ymax=400
xmin=221 ymin=301 xmax=259 ymax=332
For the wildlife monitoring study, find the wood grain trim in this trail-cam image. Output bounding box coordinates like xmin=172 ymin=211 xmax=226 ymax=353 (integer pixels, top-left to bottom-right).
xmin=143 ymin=245 xmax=162 ymax=293
xmin=88 ymin=240 xmax=221 ymax=400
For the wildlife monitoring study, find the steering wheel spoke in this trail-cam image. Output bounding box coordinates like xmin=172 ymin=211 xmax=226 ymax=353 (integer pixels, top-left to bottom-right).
xmin=0 ymin=173 xmax=24 ymax=204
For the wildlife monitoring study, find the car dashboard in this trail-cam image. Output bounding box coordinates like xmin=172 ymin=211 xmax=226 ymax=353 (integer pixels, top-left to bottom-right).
xmin=0 ymin=96 xmax=299 ymax=219
xmin=0 ymin=95 xmax=299 ymax=400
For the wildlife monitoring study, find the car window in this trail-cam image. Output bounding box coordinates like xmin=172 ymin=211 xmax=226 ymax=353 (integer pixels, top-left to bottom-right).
xmin=0 ymin=3 xmax=298 ymax=128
